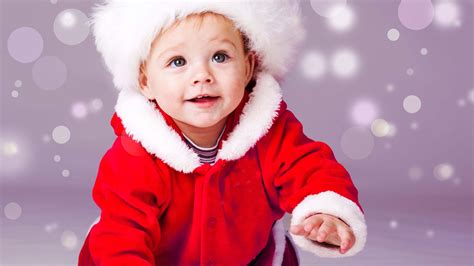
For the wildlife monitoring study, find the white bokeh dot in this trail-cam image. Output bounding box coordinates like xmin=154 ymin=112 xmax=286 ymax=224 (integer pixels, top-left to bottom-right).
xmin=351 ymin=99 xmax=379 ymax=126
xmin=398 ymin=0 xmax=435 ymax=30
xmin=310 ymin=0 xmax=348 ymax=18
xmin=14 ymin=80 xmax=22 ymax=88
xmin=426 ymin=229 xmax=435 ymax=238
xmin=457 ymin=99 xmax=466 ymax=107
xmin=45 ymin=222 xmax=58 ymax=233
xmin=387 ymin=28 xmax=400 ymax=41
xmin=42 ymin=134 xmax=51 ymax=143
xmin=62 ymin=169 xmax=70 ymax=177
xmin=1 ymin=133 xmax=33 ymax=177
xmin=371 ymin=119 xmax=390 ymax=137
xmin=50 ymin=0 xmax=58 ymax=4
xmin=327 ymin=4 xmax=355 ymax=32
xmin=90 ymin=98 xmax=104 ymax=113
xmin=52 ymin=125 xmax=71 ymax=144
xmin=71 ymin=102 xmax=88 ymax=119
xmin=434 ymin=1 xmax=460 ymax=28
xmin=434 ymin=163 xmax=454 ymax=181
xmin=8 ymin=27 xmax=44 ymax=63
xmin=4 ymin=202 xmax=22 ymax=220
xmin=331 ymin=49 xmax=359 ymax=78
xmin=3 ymin=141 xmax=19 ymax=156
xmin=386 ymin=122 xmax=397 ymax=138
xmin=54 ymin=9 xmax=90 ymax=46
xmin=386 ymin=84 xmax=395 ymax=92
xmin=403 ymin=95 xmax=422 ymax=114
xmin=406 ymin=68 xmax=414 ymax=76
xmin=11 ymin=90 xmax=19 ymax=98
xmin=410 ymin=121 xmax=419 ymax=130
xmin=61 ymin=230 xmax=78 ymax=250
xmin=340 ymin=126 xmax=375 ymax=160
xmin=420 ymin=48 xmax=428 ymax=55
xmin=32 ymin=56 xmax=67 ymax=91
xmin=300 ymin=51 xmax=327 ymax=80
xmin=54 ymin=155 xmax=61 ymax=162
xmin=467 ymin=89 xmax=474 ymax=104
xmin=389 ymin=220 xmax=398 ymax=229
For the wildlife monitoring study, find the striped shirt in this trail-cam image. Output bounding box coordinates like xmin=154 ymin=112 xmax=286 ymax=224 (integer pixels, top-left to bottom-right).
xmin=182 ymin=125 xmax=226 ymax=165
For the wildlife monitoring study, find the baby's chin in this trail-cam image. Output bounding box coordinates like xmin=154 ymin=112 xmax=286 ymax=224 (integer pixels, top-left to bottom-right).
xmin=173 ymin=115 xmax=227 ymax=130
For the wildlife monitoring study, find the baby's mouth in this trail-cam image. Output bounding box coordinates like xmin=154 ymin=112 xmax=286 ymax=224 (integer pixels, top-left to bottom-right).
xmin=187 ymin=95 xmax=219 ymax=103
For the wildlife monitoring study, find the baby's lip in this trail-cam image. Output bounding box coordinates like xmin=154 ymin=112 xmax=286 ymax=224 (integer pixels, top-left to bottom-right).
xmin=186 ymin=94 xmax=219 ymax=101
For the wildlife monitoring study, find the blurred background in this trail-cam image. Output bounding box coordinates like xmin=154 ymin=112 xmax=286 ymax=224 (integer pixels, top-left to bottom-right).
xmin=1 ymin=0 xmax=473 ymax=265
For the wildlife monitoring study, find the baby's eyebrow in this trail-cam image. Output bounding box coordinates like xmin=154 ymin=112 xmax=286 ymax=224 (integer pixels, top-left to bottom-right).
xmin=157 ymin=38 xmax=237 ymax=59
xmin=157 ymin=43 xmax=186 ymax=60
xmin=209 ymin=37 xmax=237 ymax=50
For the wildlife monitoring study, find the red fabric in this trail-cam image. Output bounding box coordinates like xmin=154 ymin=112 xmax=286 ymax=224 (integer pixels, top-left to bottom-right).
xmin=282 ymin=236 xmax=299 ymax=266
xmin=78 ymin=94 xmax=362 ymax=265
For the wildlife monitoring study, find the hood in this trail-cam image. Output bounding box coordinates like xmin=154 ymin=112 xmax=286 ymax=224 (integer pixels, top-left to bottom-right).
xmin=111 ymin=73 xmax=283 ymax=173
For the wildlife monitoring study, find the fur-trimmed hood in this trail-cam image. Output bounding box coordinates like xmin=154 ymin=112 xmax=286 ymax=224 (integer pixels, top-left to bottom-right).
xmin=112 ymin=73 xmax=283 ymax=173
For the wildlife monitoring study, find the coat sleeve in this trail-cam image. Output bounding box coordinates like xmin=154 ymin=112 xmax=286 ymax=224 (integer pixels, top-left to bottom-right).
xmin=258 ymin=101 xmax=367 ymax=258
xmin=80 ymin=137 xmax=169 ymax=266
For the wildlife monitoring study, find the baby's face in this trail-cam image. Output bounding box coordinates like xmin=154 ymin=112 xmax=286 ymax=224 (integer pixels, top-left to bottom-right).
xmin=139 ymin=13 xmax=255 ymax=130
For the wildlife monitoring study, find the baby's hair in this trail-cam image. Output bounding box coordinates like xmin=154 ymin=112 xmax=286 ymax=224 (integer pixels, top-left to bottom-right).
xmin=169 ymin=11 xmax=252 ymax=55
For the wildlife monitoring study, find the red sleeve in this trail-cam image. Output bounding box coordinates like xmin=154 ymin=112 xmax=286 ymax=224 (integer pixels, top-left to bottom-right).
xmin=84 ymin=137 xmax=169 ymax=266
xmin=259 ymin=100 xmax=367 ymax=258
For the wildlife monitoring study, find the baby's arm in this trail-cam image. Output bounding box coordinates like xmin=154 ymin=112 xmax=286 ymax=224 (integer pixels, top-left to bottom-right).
xmin=80 ymin=137 xmax=169 ymax=266
xmin=258 ymin=100 xmax=367 ymax=258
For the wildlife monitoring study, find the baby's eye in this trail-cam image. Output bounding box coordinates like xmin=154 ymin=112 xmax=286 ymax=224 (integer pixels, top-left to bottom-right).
xmin=212 ymin=52 xmax=229 ymax=63
xmin=169 ymin=57 xmax=186 ymax=68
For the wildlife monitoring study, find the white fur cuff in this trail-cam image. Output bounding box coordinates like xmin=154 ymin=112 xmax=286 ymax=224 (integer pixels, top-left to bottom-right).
xmin=289 ymin=191 xmax=367 ymax=258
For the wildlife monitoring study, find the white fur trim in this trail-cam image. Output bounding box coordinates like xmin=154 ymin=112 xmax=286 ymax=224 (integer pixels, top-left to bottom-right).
xmin=114 ymin=73 xmax=282 ymax=173
xmin=115 ymin=89 xmax=201 ymax=173
xmin=89 ymin=0 xmax=306 ymax=91
xmin=289 ymin=191 xmax=367 ymax=258
xmin=271 ymin=218 xmax=286 ymax=266
xmin=217 ymin=73 xmax=282 ymax=161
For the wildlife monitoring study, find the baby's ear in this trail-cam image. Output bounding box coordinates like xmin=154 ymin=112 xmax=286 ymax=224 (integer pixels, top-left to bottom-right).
xmin=138 ymin=63 xmax=155 ymax=100
xmin=245 ymin=52 xmax=256 ymax=84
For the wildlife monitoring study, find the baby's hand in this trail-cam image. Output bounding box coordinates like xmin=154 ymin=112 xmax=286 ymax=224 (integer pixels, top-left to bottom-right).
xmin=290 ymin=213 xmax=355 ymax=254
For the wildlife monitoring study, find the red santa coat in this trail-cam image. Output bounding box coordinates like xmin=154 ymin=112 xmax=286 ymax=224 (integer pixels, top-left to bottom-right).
xmin=78 ymin=74 xmax=367 ymax=265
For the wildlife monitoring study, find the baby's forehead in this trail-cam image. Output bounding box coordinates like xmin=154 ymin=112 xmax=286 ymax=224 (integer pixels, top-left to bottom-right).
xmin=150 ymin=12 xmax=245 ymax=51
xmin=163 ymin=12 xmax=240 ymax=38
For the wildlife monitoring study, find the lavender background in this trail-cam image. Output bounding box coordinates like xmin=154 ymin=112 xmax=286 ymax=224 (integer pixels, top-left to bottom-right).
xmin=1 ymin=0 xmax=473 ymax=265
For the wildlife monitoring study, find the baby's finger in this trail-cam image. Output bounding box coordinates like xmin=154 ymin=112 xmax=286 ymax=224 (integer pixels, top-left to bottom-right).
xmin=324 ymin=231 xmax=341 ymax=246
xmin=338 ymin=226 xmax=355 ymax=254
xmin=290 ymin=224 xmax=307 ymax=236
xmin=303 ymin=215 xmax=324 ymax=233
xmin=315 ymin=221 xmax=334 ymax=242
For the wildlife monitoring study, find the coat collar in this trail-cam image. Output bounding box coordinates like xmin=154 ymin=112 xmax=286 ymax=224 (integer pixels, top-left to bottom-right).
xmin=113 ymin=73 xmax=283 ymax=173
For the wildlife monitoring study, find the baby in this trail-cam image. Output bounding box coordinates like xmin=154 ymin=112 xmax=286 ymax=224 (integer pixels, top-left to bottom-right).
xmin=79 ymin=0 xmax=367 ymax=265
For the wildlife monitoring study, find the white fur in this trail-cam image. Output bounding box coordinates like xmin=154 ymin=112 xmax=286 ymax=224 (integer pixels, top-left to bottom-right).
xmin=217 ymin=73 xmax=282 ymax=161
xmin=114 ymin=73 xmax=282 ymax=173
xmin=115 ymin=89 xmax=201 ymax=173
xmin=289 ymin=191 xmax=367 ymax=258
xmin=89 ymin=0 xmax=306 ymax=91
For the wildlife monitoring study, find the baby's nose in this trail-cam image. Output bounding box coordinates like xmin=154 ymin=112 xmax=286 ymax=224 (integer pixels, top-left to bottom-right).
xmin=192 ymin=65 xmax=214 ymax=85
xmin=193 ymin=76 xmax=213 ymax=85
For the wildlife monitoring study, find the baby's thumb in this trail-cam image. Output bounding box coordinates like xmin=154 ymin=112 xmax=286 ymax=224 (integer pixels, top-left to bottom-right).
xmin=290 ymin=224 xmax=304 ymax=235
